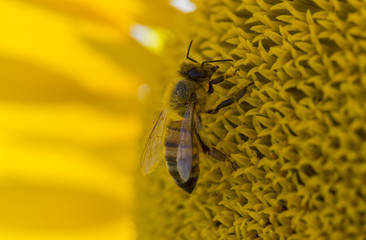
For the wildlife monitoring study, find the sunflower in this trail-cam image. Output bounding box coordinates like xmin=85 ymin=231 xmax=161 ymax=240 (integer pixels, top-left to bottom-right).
xmin=136 ymin=0 xmax=366 ymax=239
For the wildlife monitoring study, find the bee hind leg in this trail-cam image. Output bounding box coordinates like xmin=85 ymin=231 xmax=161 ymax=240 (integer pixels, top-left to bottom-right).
xmin=196 ymin=135 xmax=239 ymax=170
xmin=207 ymin=147 xmax=239 ymax=171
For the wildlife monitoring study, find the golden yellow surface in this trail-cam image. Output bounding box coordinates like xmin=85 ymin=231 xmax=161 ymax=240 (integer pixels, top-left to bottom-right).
xmin=3 ymin=0 xmax=366 ymax=239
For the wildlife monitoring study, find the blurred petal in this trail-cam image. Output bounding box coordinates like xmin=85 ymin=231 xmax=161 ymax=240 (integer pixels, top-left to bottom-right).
xmin=0 ymin=0 xmax=139 ymax=96
xmin=0 ymin=0 xmax=151 ymax=239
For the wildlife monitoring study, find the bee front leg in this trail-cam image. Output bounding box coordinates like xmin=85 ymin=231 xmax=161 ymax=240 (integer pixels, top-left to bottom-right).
xmin=207 ymin=82 xmax=253 ymax=114
xmin=208 ymin=69 xmax=239 ymax=94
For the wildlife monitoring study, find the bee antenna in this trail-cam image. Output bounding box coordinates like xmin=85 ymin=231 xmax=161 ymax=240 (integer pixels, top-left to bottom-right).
xmin=201 ymin=59 xmax=233 ymax=69
xmin=186 ymin=40 xmax=198 ymax=63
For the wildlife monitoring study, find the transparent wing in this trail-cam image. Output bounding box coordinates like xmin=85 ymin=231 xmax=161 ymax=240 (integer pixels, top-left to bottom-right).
xmin=177 ymin=100 xmax=195 ymax=182
xmin=141 ymin=108 xmax=168 ymax=175
xmin=193 ymin=111 xmax=210 ymax=148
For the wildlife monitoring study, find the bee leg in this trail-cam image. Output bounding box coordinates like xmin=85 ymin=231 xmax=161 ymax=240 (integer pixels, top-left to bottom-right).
xmin=206 ymin=147 xmax=239 ymax=170
xmin=207 ymin=82 xmax=253 ymax=114
xmin=208 ymin=69 xmax=239 ymax=94
xmin=196 ymin=133 xmax=239 ymax=170
xmin=207 ymin=98 xmax=235 ymax=114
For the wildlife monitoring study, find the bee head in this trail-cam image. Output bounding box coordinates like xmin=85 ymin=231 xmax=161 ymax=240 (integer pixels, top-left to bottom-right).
xmin=181 ymin=40 xmax=233 ymax=82
xmin=179 ymin=62 xmax=218 ymax=82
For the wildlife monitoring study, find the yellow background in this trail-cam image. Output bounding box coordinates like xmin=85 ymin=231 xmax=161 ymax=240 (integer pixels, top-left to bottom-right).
xmin=0 ymin=0 xmax=182 ymax=239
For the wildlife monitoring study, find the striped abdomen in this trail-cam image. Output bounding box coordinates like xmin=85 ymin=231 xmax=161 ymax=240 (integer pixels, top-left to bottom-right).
xmin=164 ymin=120 xmax=200 ymax=193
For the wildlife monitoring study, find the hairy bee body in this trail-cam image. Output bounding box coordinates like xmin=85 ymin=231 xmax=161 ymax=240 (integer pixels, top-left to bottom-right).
xmin=141 ymin=41 xmax=240 ymax=193
xmin=163 ymin=63 xmax=219 ymax=193
xmin=141 ymin=61 xmax=222 ymax=193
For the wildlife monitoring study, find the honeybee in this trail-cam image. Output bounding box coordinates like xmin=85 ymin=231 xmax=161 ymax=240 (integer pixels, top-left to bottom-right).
xmin=141 ymin=40 xmax=252 ymax=193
